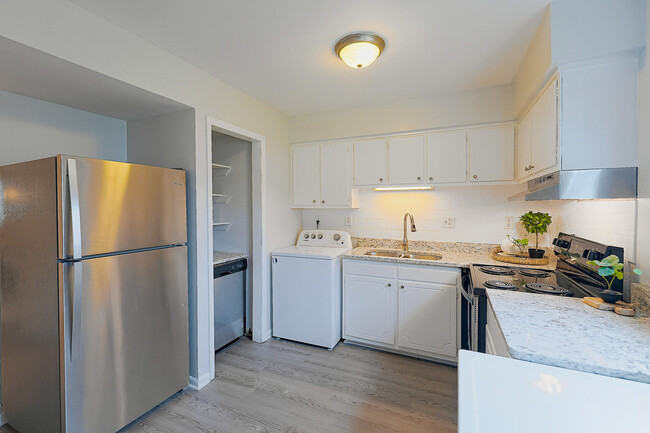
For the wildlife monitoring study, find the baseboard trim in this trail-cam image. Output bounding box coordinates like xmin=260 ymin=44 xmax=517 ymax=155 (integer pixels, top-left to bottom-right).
xmin=188 ymin=372 xmax=212 ymax=390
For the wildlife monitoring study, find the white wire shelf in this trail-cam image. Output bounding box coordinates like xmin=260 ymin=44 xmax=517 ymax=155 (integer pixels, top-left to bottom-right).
xmin=212 ymin=163 xmax=231 ymax=176
xmin=212 ymin=222 xmax=231 ymax=231
xmin=212 ymin=193 xmax=231 ymax=204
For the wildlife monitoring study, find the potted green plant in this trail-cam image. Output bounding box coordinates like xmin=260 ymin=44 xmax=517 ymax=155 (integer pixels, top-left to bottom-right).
xmin=587 ymin=255 xmax=642 ymax=303
xmin=520 ymin=211 xmax=552 ymax=259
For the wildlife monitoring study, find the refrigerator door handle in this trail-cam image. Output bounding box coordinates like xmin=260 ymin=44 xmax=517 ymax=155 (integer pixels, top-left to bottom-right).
xmin=70 ymin=261 xmax=83 ymax=361
xmin=67 ymin=158 xmax=82 ymax=260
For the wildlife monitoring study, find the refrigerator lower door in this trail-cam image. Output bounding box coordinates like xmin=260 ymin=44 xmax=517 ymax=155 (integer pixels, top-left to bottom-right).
xmin=59 ymin=155 xmax=188 ymax=260
xmin=61 ymin=246 xmax=189 ymax=433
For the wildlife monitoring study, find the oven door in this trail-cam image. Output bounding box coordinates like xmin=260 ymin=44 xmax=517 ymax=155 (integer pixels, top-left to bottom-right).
xmin=461 ymin=271 xmax=487 ymax=352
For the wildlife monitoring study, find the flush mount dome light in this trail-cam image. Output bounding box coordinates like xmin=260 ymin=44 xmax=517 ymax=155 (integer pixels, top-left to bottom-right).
xmin=335 ymin=33 xmax=385 ymax=69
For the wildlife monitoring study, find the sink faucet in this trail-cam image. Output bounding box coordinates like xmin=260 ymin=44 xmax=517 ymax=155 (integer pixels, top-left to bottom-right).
xmin=402 ymin=213 xmax=417 ymax=251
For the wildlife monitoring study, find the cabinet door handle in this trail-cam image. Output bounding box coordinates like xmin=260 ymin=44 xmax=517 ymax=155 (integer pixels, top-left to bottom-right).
xmin=524 ymin=166 xmax=529 ymax=172
xmin=429 ymin=177 xmax=433 ymax=181
xmin=417 ymin=176 xmax=421 ymax=181
xmin=322 ymin=200 xmax=325 ymax=204
xmin=387 ymin=283 xmax=392 ymax=287
xmin=400 ymin=285 xmax=405 ymax=289
xmin=473 ymin=174 xmax=478 ymax=179
xmin=313 ymin=199 xmax=316 ymax=203
xmin=379 ymin=178 xmax=383 ymax=182
xmin=529 ymin=165 xmax=535 ymax=170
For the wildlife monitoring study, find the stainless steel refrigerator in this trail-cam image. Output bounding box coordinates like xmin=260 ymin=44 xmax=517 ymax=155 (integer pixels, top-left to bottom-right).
xmin=0 ymin=155 xmax=189 ymax=433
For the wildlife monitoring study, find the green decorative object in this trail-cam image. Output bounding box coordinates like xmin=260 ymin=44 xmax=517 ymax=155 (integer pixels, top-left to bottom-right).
xmin=587 ymin=255 xmax=642 ymax=291
xmin=520 ymin=211 xmax=552 ymax=258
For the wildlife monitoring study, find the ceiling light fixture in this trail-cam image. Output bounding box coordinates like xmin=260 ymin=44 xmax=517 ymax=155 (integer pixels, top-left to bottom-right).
xmin=373 ymin=186 xmax=434 ymax=192
xmin=335 ymin=33 xmax=385 ymax=69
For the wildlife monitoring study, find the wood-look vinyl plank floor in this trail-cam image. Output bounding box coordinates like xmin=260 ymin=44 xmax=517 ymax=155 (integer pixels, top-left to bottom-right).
xmin=0 ymin=338 xmax=458 ymax=433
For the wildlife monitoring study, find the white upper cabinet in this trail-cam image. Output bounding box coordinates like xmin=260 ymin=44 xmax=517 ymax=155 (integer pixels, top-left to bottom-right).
xmin=320 ymin=142 xmax=351 ymax=207
xmin=354 ymin=138 xmax=387 ymax=186
xmin=468 ymin=126 xmax=515 ymax=182
xmin=517 ymin=110 xmax=533 ymax=179
xmin=517 ymin=78 xmax=558 ymax=180
xmin=426 ymin=130 xmax=467 ymax=184
xmin=531 ymin=79 xmax=558 ymax=175
xmin=292 ymin=144 xmax=320 ymax=207
xmin=388 ymin=136 xmax=425 ymax=184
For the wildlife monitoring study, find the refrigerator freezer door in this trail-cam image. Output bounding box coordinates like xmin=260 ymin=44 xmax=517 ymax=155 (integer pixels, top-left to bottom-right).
xmin=61 ymin=246 xmax=189 ymax=433
xmin=59 ymin=155 xmax=187 ymax=259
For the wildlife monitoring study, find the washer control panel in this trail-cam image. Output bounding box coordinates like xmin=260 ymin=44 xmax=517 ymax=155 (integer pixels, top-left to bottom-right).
xmin=297 ymin=230 xmax=352 ymax=249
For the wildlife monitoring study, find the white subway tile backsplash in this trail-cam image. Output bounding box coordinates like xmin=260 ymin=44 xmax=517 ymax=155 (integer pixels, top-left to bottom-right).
xmin=301 ymin=186 xmax=637 ymax=260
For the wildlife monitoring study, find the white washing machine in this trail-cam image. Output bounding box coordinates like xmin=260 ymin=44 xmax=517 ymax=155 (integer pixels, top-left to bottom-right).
xmin=272 ymin=230 xmax=352 ymax=349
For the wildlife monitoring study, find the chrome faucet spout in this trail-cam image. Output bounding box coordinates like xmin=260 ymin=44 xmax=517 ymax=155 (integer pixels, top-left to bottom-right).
xmin=402 ymin=213 xmax=417 ymax=251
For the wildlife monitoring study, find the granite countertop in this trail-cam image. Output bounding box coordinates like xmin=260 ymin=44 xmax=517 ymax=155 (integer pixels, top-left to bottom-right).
xmin=343 ymin=239 xmax=556 ymax=270
xmin=487 ymin=289 xmax=650 ymax=383
xmin=213 ymin=251 xmax=247 ymax=265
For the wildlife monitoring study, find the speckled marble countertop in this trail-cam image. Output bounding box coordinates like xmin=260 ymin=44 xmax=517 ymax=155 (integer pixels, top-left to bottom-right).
xmin=343 ymin=238 xmax=556 ymax=270
xmin=213 ymin=251 xmax=247 ymax=265
xmin=488 ymin=289 xmax=650 ymax=383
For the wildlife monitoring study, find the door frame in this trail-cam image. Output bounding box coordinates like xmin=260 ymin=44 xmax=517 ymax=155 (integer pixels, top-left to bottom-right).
xmin=204 ymin=116 xmax=267 ymax=385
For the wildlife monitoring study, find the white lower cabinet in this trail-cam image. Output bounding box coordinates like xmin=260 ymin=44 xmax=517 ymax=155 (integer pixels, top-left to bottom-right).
xmin=344 ymin=274 xmax=396 ymax=345
xmin=343 ymin=259 xmax=459 ymax=363
xmin=398 ymin=281 xmax=456 ymax=358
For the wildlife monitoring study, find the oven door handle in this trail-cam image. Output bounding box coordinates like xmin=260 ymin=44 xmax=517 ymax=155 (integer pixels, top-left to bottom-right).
xmin=460 ymin=287 xmax=474 ymax=305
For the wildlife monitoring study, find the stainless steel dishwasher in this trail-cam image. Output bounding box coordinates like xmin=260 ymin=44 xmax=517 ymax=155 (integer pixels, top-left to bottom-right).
xmin=214 ymin=258 xmax=247 ymax=351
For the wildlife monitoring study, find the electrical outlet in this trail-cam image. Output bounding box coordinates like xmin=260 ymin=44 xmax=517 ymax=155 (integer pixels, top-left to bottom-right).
xmin=345 ymin=215 xmax=352 ymax=226
xmin=442 ymin=216 xmax=455 ymax=228
xmin=315 ymin=215 xmax=321 ymax=229
xmin=504 ymin=216 xmax=515 ymax=229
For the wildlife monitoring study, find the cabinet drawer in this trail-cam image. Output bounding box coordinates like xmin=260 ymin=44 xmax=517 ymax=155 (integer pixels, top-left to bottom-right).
xmin=344 ymin=260 xmax=396 ymax=279
xmin=398 ymin=266 xmax=458 ymax=285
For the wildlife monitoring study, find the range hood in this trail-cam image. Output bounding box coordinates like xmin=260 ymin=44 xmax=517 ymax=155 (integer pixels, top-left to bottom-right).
xmin=508 ymin=167 xmax=638 ymax=201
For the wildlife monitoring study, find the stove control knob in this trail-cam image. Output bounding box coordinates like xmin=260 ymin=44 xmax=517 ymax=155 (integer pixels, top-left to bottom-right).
xmin=588 ymin=251 xmax=604 ymax=261
xmin=317 ymin=233 xmax=323 ymax=239
xmin=310 ymin=233 xmax=316 ymax=239
xmin=333 ymin=233 xmax=341 ymax=241
xmin=304 ymin=233 xmax=310 ymax=239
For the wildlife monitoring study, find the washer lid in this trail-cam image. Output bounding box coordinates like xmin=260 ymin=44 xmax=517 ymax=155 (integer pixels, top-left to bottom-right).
xmin=272 ymin=245 xmax=351 ymax=259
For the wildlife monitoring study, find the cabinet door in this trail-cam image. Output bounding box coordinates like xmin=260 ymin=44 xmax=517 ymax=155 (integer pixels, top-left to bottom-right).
xmin=344 ymin=274 xmax=396 ymax=344
xmin=517 ymin=111 xmax=533 ymax=179
xmin=320 ymin=142 xmax=351 ymax=207
xmin=388 ymin=136 xmax=425 ymax=184
xmin=530 ymin=79 xmax=558 ymax=176
xmin=292 ymin=144 xmax=320 ymax=206
xmin=468 ymin=126 xmax=515 ymax=182
xmin=397 ymin=281 xmax=456 ymax=357
xmin=425 ymin=130 xmax=467 ymax=184
xmin=354 ymin=139 xmax=387 ymax=186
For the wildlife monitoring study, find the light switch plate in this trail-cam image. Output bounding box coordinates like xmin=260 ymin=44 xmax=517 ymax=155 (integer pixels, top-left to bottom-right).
xmin=504 ymin=216 xmax=515 ymax=229
xmin=442 ymin=216 xmax=455 ymax=228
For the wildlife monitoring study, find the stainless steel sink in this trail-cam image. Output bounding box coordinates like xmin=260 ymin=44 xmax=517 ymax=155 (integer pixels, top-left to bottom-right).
xmin=363 ymin=250 xmax=443 ymax=261
xmin=364 ymin=251 xmax=403 ymax=258
xmin=400 ymin=253 xmax=443 ymax=261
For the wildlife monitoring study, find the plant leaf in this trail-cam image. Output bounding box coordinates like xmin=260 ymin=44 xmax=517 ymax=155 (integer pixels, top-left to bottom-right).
xmin=598 ymin=267 xmax=615 ymax=276
xmin=633 ymin=268 xmax=643 ymax=275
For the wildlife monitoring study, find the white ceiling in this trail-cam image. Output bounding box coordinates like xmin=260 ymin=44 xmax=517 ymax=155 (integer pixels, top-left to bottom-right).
xmin=68 ymin=0 xmax=550 ymax=116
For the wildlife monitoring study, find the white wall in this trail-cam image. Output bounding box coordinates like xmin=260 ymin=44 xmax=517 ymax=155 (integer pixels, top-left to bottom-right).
xmin=550 ymin=0 xmax=646 ymax=65
xmin=0 ymin=90 xmax=126 ymax=165
xmin=289 ymin=84 xmax=515 ymax=143
xmin=513 ymin=7 xmax=553 ymax=116
xmin=303 ymin=187 xmax=637 ymax=260
xmin=0 ymin=0 xmax=300 ymax=388
xmin=636 ymin=4 xmax=650 ymax=284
